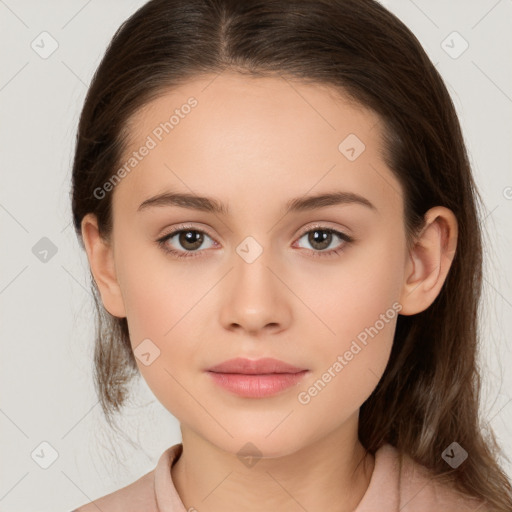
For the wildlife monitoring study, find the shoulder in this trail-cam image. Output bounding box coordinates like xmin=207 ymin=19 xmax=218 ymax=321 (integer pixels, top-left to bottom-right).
xmin=71 ymin=443 xmax=183 ymax=512
xmin=72 ymin=469 xmax=157 ymax=512
xmin=397 ymin=449 xmax=490 ymax=512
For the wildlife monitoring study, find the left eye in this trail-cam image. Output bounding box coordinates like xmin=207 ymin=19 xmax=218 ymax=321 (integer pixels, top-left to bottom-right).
xmin=295 ymin=227 xmax=352 ymax=256
xmin=157 ymin=225 xmax=353 ymax=259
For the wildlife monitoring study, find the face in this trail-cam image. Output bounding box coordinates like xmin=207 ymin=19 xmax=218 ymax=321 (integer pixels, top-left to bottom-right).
xmin=104 ymin=72 xmax=409 ymax=457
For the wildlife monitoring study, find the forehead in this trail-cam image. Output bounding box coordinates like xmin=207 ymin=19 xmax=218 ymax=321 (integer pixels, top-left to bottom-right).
xmin=125 ymin=71 xmax=382 ymax=154
xmin=113 ymin=72 xmax=401 ymax=218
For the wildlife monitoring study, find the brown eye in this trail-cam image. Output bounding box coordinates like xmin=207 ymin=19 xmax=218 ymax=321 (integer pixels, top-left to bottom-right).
xmin=295 ymin=226 xmax=353 ymax=258
xmin=176 ymin=230 xmax=204 ymax=251
xmin=307 ymin=229 xmax=335 ymax=251
xmin=157 ymin=227 xmax=216 ymax=258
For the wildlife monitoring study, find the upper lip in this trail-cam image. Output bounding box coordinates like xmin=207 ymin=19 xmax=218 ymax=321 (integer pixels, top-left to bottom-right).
xmin=207 ymin=357 xmax=307 ymax=374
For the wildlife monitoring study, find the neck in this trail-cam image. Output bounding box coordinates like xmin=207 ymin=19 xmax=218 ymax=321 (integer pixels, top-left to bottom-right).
xmin=171 ymin=417 xmax=375 ymax=512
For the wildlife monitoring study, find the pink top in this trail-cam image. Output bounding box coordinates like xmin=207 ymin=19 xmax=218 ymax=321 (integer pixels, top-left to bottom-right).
xmin=73 ymin=443 xmax=488 ymax=511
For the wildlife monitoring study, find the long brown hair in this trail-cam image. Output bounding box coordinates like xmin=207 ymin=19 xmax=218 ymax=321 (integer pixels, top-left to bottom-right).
xmin=70 ymin=0 xmax=512 ymax=508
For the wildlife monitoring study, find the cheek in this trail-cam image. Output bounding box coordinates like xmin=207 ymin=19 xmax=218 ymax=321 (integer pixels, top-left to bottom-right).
xmin=294 ymin=229 xmax=406 ymax=405
xmin=115 ymin=233 xmax=199 ymax=342
xmin=119 ymin=262 xmax=204 ymax=417
xmin=114 ymin=243 xmax=212 ymax=401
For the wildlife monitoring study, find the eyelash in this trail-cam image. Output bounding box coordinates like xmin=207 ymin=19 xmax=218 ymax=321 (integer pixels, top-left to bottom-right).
xmin=156 ymin=223 xmax=354 ymax=260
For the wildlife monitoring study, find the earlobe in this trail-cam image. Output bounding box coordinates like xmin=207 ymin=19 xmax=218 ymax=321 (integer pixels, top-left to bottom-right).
xmin=80 ymin=213 xmax=127 ymax=318
xmin=399 ymin=207 xmax=458 ymax=315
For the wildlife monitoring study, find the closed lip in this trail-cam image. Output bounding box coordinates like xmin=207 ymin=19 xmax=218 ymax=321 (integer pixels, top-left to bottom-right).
xmin=206 ymin=357 xmax=307 ymax=375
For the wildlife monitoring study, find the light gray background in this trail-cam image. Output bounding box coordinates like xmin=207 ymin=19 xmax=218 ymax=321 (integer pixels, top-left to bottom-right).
xmin=0 ymin=1 xmax=511 ymax=511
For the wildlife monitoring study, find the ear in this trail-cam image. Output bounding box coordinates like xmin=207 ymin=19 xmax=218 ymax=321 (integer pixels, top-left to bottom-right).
xmin=399 ymin=206 xmax=458 ymax=315
xmin=81 ymin=213 xmax=127 ymax=318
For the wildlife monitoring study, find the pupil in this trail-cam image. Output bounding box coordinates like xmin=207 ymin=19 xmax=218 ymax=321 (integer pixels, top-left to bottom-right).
xmin=309 ymin=230 xmax=331 ymax=250
xmin=180 ymin=231 xmax=203 ymax=250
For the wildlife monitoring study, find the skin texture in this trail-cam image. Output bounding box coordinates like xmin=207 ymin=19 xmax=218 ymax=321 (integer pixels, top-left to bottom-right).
xmin=81 ymin=72 xmax=458 ymax=512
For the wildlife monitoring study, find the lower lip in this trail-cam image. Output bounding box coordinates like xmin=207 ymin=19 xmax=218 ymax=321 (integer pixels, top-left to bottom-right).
xmin=207 ymin=371 xmax=309 ymax=398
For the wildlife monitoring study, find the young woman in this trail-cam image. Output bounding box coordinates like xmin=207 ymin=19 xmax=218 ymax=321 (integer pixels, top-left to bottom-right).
xmin=70 ymin=0 xmax=512 ymax=510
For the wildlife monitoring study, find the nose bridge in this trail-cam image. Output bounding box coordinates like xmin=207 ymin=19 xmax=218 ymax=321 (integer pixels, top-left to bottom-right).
xmin=232 ymin=235 xmax=278 ymax=301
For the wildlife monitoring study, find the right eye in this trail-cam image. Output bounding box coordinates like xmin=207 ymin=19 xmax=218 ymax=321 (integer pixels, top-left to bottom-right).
xmin=157 ymin=225 xmax=217 ymax=259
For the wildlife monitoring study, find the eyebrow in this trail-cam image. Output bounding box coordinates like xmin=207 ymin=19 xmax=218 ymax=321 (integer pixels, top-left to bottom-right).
xmin=137 ymin=190 xmax=376 ymax=215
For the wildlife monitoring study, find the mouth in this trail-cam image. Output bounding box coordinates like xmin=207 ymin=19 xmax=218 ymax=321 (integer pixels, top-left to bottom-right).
xmin=205 ymin=357 xmax=309 ymax=398
xmin=206 ymin=357 xmax=307 ymax=375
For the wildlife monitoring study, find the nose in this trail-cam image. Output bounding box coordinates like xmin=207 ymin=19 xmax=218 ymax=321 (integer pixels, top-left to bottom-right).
xmin=218 ymin=251 xmax=292 ymax=336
